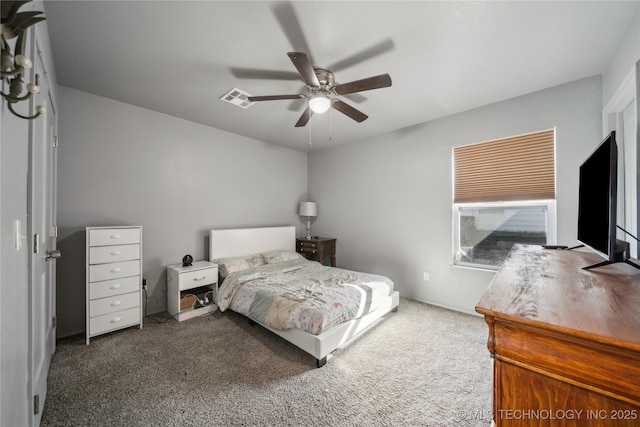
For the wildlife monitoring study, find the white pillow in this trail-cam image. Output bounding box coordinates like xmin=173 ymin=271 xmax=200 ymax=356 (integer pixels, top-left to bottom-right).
xmin=214 ymin=253 xmax=265 ymax=278
xmin=261 ymin=250 xmax=304 ymax=264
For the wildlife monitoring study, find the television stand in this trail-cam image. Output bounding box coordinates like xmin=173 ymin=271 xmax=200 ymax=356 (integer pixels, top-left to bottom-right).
xmin=584 ymin=258 xmax=640 ymax=270
xmin=583 ymin=239 xmax=640 ymax=270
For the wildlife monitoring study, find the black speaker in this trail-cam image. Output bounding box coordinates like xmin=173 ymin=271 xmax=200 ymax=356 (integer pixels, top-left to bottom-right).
xmin=182 ymin=254 xmax=193 ymax=267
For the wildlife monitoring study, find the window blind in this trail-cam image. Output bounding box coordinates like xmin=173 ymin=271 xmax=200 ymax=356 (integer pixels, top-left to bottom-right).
xmin=453 ymin=129 xmax=555 ymax=203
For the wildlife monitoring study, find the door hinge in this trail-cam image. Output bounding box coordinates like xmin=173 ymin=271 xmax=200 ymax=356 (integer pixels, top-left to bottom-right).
xmin=51 ymin=225 xmax=58 ymax=237
xmin=33 ymin=394 xmax=40 ymax=415
xmin=52 ymin=135 xmax=58 ymax=148
xmin=52 ymin=316 xmax=57 ymax=328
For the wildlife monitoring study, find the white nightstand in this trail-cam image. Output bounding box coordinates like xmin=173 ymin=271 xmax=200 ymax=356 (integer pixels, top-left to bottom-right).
xmin=167 ymin=260 xmax=218 ymax=321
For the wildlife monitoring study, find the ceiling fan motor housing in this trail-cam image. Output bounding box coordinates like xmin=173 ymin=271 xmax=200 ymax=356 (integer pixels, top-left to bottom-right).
xmin=314 ymin=68 xmax=334 ymax=90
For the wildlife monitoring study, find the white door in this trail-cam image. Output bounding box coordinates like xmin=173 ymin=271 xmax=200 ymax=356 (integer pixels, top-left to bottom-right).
xmin=28 ymin=46 xmax=58 ymax=426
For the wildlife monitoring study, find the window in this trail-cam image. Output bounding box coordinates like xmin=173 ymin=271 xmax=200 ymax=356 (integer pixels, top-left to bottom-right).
xmin=454 ymin=201 xmax=556 ymax=269
xmin=453 ymin=129 xmax=556 ymax=270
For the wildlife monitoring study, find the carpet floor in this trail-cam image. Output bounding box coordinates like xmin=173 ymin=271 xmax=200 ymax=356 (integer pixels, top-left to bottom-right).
xmin=41 ymin=298 xmax=492 ymax=426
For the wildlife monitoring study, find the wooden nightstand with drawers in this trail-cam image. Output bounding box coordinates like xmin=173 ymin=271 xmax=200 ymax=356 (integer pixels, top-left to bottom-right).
xmin=296 ymin=237 xmax=336 ymax=266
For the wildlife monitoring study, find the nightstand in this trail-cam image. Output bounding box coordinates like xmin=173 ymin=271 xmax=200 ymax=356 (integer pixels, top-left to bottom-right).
xmin=296 ymin=237 xmax=336 ymax=266
xmin=167 ymin=260 xmax=218 ymax=321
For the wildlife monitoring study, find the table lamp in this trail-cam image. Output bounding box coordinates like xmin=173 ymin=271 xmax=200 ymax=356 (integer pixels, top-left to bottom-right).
xmin=298 ymin=202 xmax=317 ymax=239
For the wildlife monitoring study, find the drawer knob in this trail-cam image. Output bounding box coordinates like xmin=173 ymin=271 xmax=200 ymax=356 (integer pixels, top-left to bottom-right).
xmin=193 ymin=276 xmax=206 ymax=281
xmin=110 ymin=234 xmax=121 ymax=239
xmin=110 ymin=300 xmax=121 ymax=307
xmin=111 ymin=251 xmax=121 ymax=256
xmin=110 ymin=284 xmax=122 ymax=290
xmin=110 ymin=267 xmax=121 ymax=273
xmin=110 ymin=316 xmax=122 ymax=323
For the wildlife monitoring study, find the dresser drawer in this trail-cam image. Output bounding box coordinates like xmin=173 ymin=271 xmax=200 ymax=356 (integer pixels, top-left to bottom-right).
xmin=179 ymin=267 xmax=218 ymax=291
xmin=89 ymin=260 xmax=140 ymax=282
xmin=298 ymin=241 xmax=318 ymax=249
xmin=89 ymin=307 xmax=141 ymax=336
xmin=298 ymin=246 xmax=318 ymax=254
xmin=90 ymin=276 xmax=140 ymax=300
xmin=89 ymin=291 xmax=140 ymax=318
xmin=89 ymin=228 xmax=141 ymax=247
xmin=89 ymin=244 xmax=140 ymax=265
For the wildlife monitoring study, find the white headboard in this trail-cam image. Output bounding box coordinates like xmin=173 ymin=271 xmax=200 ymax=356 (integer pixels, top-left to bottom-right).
xmin=209 ymin=226 xmax=296 ymax=260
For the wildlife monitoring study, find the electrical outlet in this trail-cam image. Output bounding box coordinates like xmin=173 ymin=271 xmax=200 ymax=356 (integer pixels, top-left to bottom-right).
xmin=423 ymin=272 xmax=430 ymax=281
xmin=142 ymin=278 xmax=147 ymax=290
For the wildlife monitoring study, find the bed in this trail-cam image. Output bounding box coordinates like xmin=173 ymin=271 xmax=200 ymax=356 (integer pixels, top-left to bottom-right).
xmin=209 ymin=226 xmax=400 ymax=367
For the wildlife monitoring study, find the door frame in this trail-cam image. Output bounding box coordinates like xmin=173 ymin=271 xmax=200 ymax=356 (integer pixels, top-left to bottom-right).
xmin=603 ymin=61 xmax=639 ymax=258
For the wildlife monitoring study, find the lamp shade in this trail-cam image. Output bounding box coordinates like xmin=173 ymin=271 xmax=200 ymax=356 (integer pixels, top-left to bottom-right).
xmin=298 ymin=202 xmax=318 ymax=217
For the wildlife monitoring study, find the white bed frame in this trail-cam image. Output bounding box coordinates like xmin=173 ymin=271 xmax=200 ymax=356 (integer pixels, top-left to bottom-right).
xmin=209 ymin=226 xmax=400 ymax=367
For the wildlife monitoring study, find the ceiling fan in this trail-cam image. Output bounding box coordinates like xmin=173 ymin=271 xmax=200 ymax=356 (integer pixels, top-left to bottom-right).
xmin=247 ymin=52 xmax=392 ymax=127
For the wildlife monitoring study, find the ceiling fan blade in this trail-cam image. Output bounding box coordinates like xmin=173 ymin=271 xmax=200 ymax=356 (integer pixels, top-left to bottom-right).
xmin=328 ymin=38 xmax=395 ymax=72
xmin=230 ymin=67 xmax=300 ymax=81
xmin=331 ymin=100 xmax=368 ymax=123
xmin=287 ymin=86 xmax=308 ymax=111
xmin=294 ymin=107 xmax=313 ymax=127
xmin=1 ymin=1 xmax=30 ymax=21
xmin=334 ymin=74 xmax=392 ymax=96
xmin=248 ymin=94 xmax=305 ymax=102
xmin=272 ymin=1 xmax=313 ymax=61
xmin=288 ymin=52 xmax=320 ymax=87
xmin=333 ymin=82 xmax=367 ymax=103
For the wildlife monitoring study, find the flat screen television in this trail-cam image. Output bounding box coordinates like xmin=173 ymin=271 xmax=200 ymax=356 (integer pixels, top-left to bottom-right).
xmin=577 ymin=131 xmax=638 ymax=270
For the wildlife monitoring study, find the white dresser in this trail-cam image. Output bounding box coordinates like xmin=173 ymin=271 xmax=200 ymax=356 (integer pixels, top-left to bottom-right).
xmin=86 ymin=226 xmax=143 ymax=344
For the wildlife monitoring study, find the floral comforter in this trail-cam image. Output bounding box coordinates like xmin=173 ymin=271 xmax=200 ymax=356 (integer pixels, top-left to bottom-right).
xmin=216 ymin=259 xmax=394 ymax=335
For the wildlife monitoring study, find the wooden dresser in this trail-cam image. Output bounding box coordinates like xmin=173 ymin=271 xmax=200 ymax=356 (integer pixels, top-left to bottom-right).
xmin=476 ymin=244 xmax=640 ymax=426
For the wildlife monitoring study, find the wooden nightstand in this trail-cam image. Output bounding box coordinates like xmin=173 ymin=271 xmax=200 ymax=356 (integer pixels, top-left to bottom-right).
xmin=167 ymin=261 xmax=218 ymax=321
xmin=296 ymin=237 xmax=336 ymax=266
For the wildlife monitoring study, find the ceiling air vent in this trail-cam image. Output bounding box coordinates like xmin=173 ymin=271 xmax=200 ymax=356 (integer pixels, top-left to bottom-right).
xmin=220 ymin=88 xmax=255 ymax=109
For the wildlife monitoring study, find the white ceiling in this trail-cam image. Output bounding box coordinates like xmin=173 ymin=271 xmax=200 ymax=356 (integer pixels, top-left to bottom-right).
xmin=42 ymin=1 xmax=639 ymax=152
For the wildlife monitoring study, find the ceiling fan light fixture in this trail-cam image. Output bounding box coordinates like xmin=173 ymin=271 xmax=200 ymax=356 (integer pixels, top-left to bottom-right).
xmin=309 ymin=95 xmax=331 ymax=114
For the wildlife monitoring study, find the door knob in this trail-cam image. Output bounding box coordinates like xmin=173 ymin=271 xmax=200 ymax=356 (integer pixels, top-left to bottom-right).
xmin=46 ymin=250 xmax=61 ymax=260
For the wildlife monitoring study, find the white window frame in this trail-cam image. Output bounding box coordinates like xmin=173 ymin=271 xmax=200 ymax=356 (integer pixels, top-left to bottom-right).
xmin=453 ymin=199 xmax=557 ymax=271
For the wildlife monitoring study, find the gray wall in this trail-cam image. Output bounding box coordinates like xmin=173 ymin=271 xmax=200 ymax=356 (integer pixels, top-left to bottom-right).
xmin=56 ymin=87 xmax=308 ymax=337
xmin=308 ymin=76 xmax=603 ymax=315
xmin=603 ymin=7 xmax=640 ymax=105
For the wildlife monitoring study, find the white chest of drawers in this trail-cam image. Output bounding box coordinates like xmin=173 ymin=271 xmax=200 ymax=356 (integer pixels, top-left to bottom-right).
xmin=86 ymin=226 xmax=143 ymax=344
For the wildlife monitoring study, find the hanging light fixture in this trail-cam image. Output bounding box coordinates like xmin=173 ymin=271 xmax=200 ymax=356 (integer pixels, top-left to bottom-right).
xmin=308 ymin=94 xmax=331 ymax=114
xmin=1 ymin=0 xmax=46 ymax=120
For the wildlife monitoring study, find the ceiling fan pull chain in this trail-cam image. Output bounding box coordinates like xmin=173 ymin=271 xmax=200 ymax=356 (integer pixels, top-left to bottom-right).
xmin=329 ymin=107 xmax=333 ymax=143
xmin=308 ymin=114 xmax=312 ymax=147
